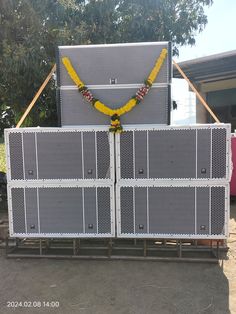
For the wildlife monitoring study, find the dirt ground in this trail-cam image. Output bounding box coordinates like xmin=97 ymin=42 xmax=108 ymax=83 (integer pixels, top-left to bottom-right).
xmin=0 ymin=204 xmax=235 ymax=314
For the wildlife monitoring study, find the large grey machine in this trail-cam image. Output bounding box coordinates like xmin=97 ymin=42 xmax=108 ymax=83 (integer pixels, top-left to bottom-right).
xmin=5 ymin=42 xmax=231 ymax=239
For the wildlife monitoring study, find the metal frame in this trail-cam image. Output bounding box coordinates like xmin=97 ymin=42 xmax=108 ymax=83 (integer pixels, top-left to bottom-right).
xmin=5 ymin=237 xmax=225 ymax=263
xmin=116 ymin=182 xmax=230 ymax=239
xmin=7 ymin=182 xmax=115 ymax=238
xmin=115 ymin=124 xmax=232 ymax=183
xmin=4 ymin=126 xmax=115 ymax=184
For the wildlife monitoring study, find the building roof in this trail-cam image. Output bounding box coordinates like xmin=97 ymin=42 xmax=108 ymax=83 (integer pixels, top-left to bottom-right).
xmin=173 ymin=50 xmax=236 ymax=83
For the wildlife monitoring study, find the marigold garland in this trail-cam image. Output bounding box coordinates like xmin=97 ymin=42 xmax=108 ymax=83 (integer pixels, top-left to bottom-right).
xmin=62 ymin=48 xmax=167 ymax=132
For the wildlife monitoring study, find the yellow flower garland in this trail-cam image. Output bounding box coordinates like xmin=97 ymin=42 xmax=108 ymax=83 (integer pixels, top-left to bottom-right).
xmin=62 ymin=48 xmax=167 ymax=132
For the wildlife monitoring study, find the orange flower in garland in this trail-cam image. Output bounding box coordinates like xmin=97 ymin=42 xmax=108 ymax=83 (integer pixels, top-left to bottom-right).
xmin=62 ymin=48 xmax=167 ymax=132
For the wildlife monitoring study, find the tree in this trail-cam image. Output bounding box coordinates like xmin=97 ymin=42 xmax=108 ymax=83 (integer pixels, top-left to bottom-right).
xmin=0 ymin=0 xmax=213 ymax=136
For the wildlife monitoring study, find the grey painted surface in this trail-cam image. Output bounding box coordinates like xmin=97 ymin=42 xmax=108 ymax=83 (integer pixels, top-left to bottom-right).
xmin=83 ymin=132 xmax=96 ymax=179
xmin=25 ymin=188 xmax=39 ymax=233
xmin=59 ymin=86 xmax=169 ymax=126
xmin=37 ymin=132 xmax=83 ymax=180
xmin=196 ymin=187 xmax=209 ymax=235
xmin=134 ymin=187 xmax=147 ymax=234
xmin=84 ymin=188 xmax=97 ymax=233
xmin=149 ymin=130 xmax=196 ymax=179
xmin=58 ymin=43 xmax=170 ymax=86
xmin=197 ymin=129 xmax=211 ymax=179
xmin=148 ymin=187 xmax=195 ymax=235
xmin=135 ymin=132 xmax=147 ymax=179
xmin=39 ymin=187 xmax=84 ymax=234
xmin=23 ymin=133 xmax=37 ymax=180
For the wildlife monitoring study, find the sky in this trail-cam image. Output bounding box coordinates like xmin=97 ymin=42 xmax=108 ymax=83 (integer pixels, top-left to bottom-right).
xmin=177 ymin=0 xmax=236 ymax=62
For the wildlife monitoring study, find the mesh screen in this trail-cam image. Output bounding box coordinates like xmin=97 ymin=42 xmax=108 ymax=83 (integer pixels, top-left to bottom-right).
xmin=149 ymin=129 xmax=196 ymax=179
xmin=39 ymin=187 xmax=84 ymax=234
xmin=58 ymin=44 xmax=170 ymax=86
xmin=211 ymin=187 xmax=225 ymax=235
xmin=97 ymin=187 xmax=111 ymax=234
xmin=11 ymin=188 xmax=25 ymax=233
xmin=59 ymin=87 xmax=169 ymax=126
xmin=134 ymin=131 xmax=147 ymax=179
xmin=9 ymin=133 xmax=24 ymax=180
xmin=120 ymin=132 xmax=134 ymax=179
xmin=148 ymin=187 xmax=195 ymax=234
xmin=212 ymin=129 xmax=226 ymax=178
xmin=37 ymin=132 xmax=83 ymax=179
xmin=120 ymin=187 xmax=134 ymax=234
xmin=96 ymin=132 xmax=110 ymax=179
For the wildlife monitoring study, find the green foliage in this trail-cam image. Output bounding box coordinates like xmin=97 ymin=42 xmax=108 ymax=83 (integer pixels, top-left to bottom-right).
xmin=0 ymin=143 xmax=6 ymax=173
xmin=0 ymin=0 xmax=213 ymax=136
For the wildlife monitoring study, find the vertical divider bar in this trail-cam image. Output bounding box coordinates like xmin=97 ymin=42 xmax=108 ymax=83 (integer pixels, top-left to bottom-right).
xmin=21 ymin=133 xmax=27 ymax=233
xmin=21 ymin=133 xmax=25 ymax=180
xmin=147 ymin=187 xmax=149 ymax=233
xmin=194 ymin=187 xmax=197 ymax=234
xmin=111 ymin=132 xmax=115 ymax=182
xmin=81 ymin=132 xmax=84 ymax=179
xmin=37 ymin=187 xmax=41 ymax=233
xmin=147 ymin=130 xmax=149 ymax=179
xmin=133 ymin=131 xmax=135 ymax=179
xmin=35 ymin=133 xmax=39 ymax=179
xmin=7 ymin=188 xmax=13 ymax=236
xmin=82 ymin=187 xmax=85 ymax=233
xmin=23 ymin=188 xmax=27 ymax=234
xmin=5 ymin=132 xmax=11 ymax=182
xmin=209 ymin=187 xmax=211 ymax=235
xmin=96 ymin=187 xmax=98 ymax=234
xmin=133 ymin=187 xmax=136 ymax=234
xmin=95 ymin=132 xmax=98 ymax=179
xmin=210 ymin=128 xmax=213 ymax=179
xmin=195 ymin=129 xmax=198 ymax=179
xmin=116 ymin=185 xmax=120 ymax=237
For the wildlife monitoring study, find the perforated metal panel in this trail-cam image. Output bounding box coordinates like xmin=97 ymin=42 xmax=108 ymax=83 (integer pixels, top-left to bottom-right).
xmin=5 ymin=127 xmax=114 ymax=182
xmin=59 ymin=86 xmax=170 ymax=126
xmin=9 ymin=184 xmax=115 ymax=238
xmin=117 ymin=184 xmax=229 ymax=239
xmin=117 ymin=125 xmax=231 ymax=182
xmin=58 ymin=42 xmax=171 ymax=86
xmin=57 ymin=42 xmax=171 ymax=126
